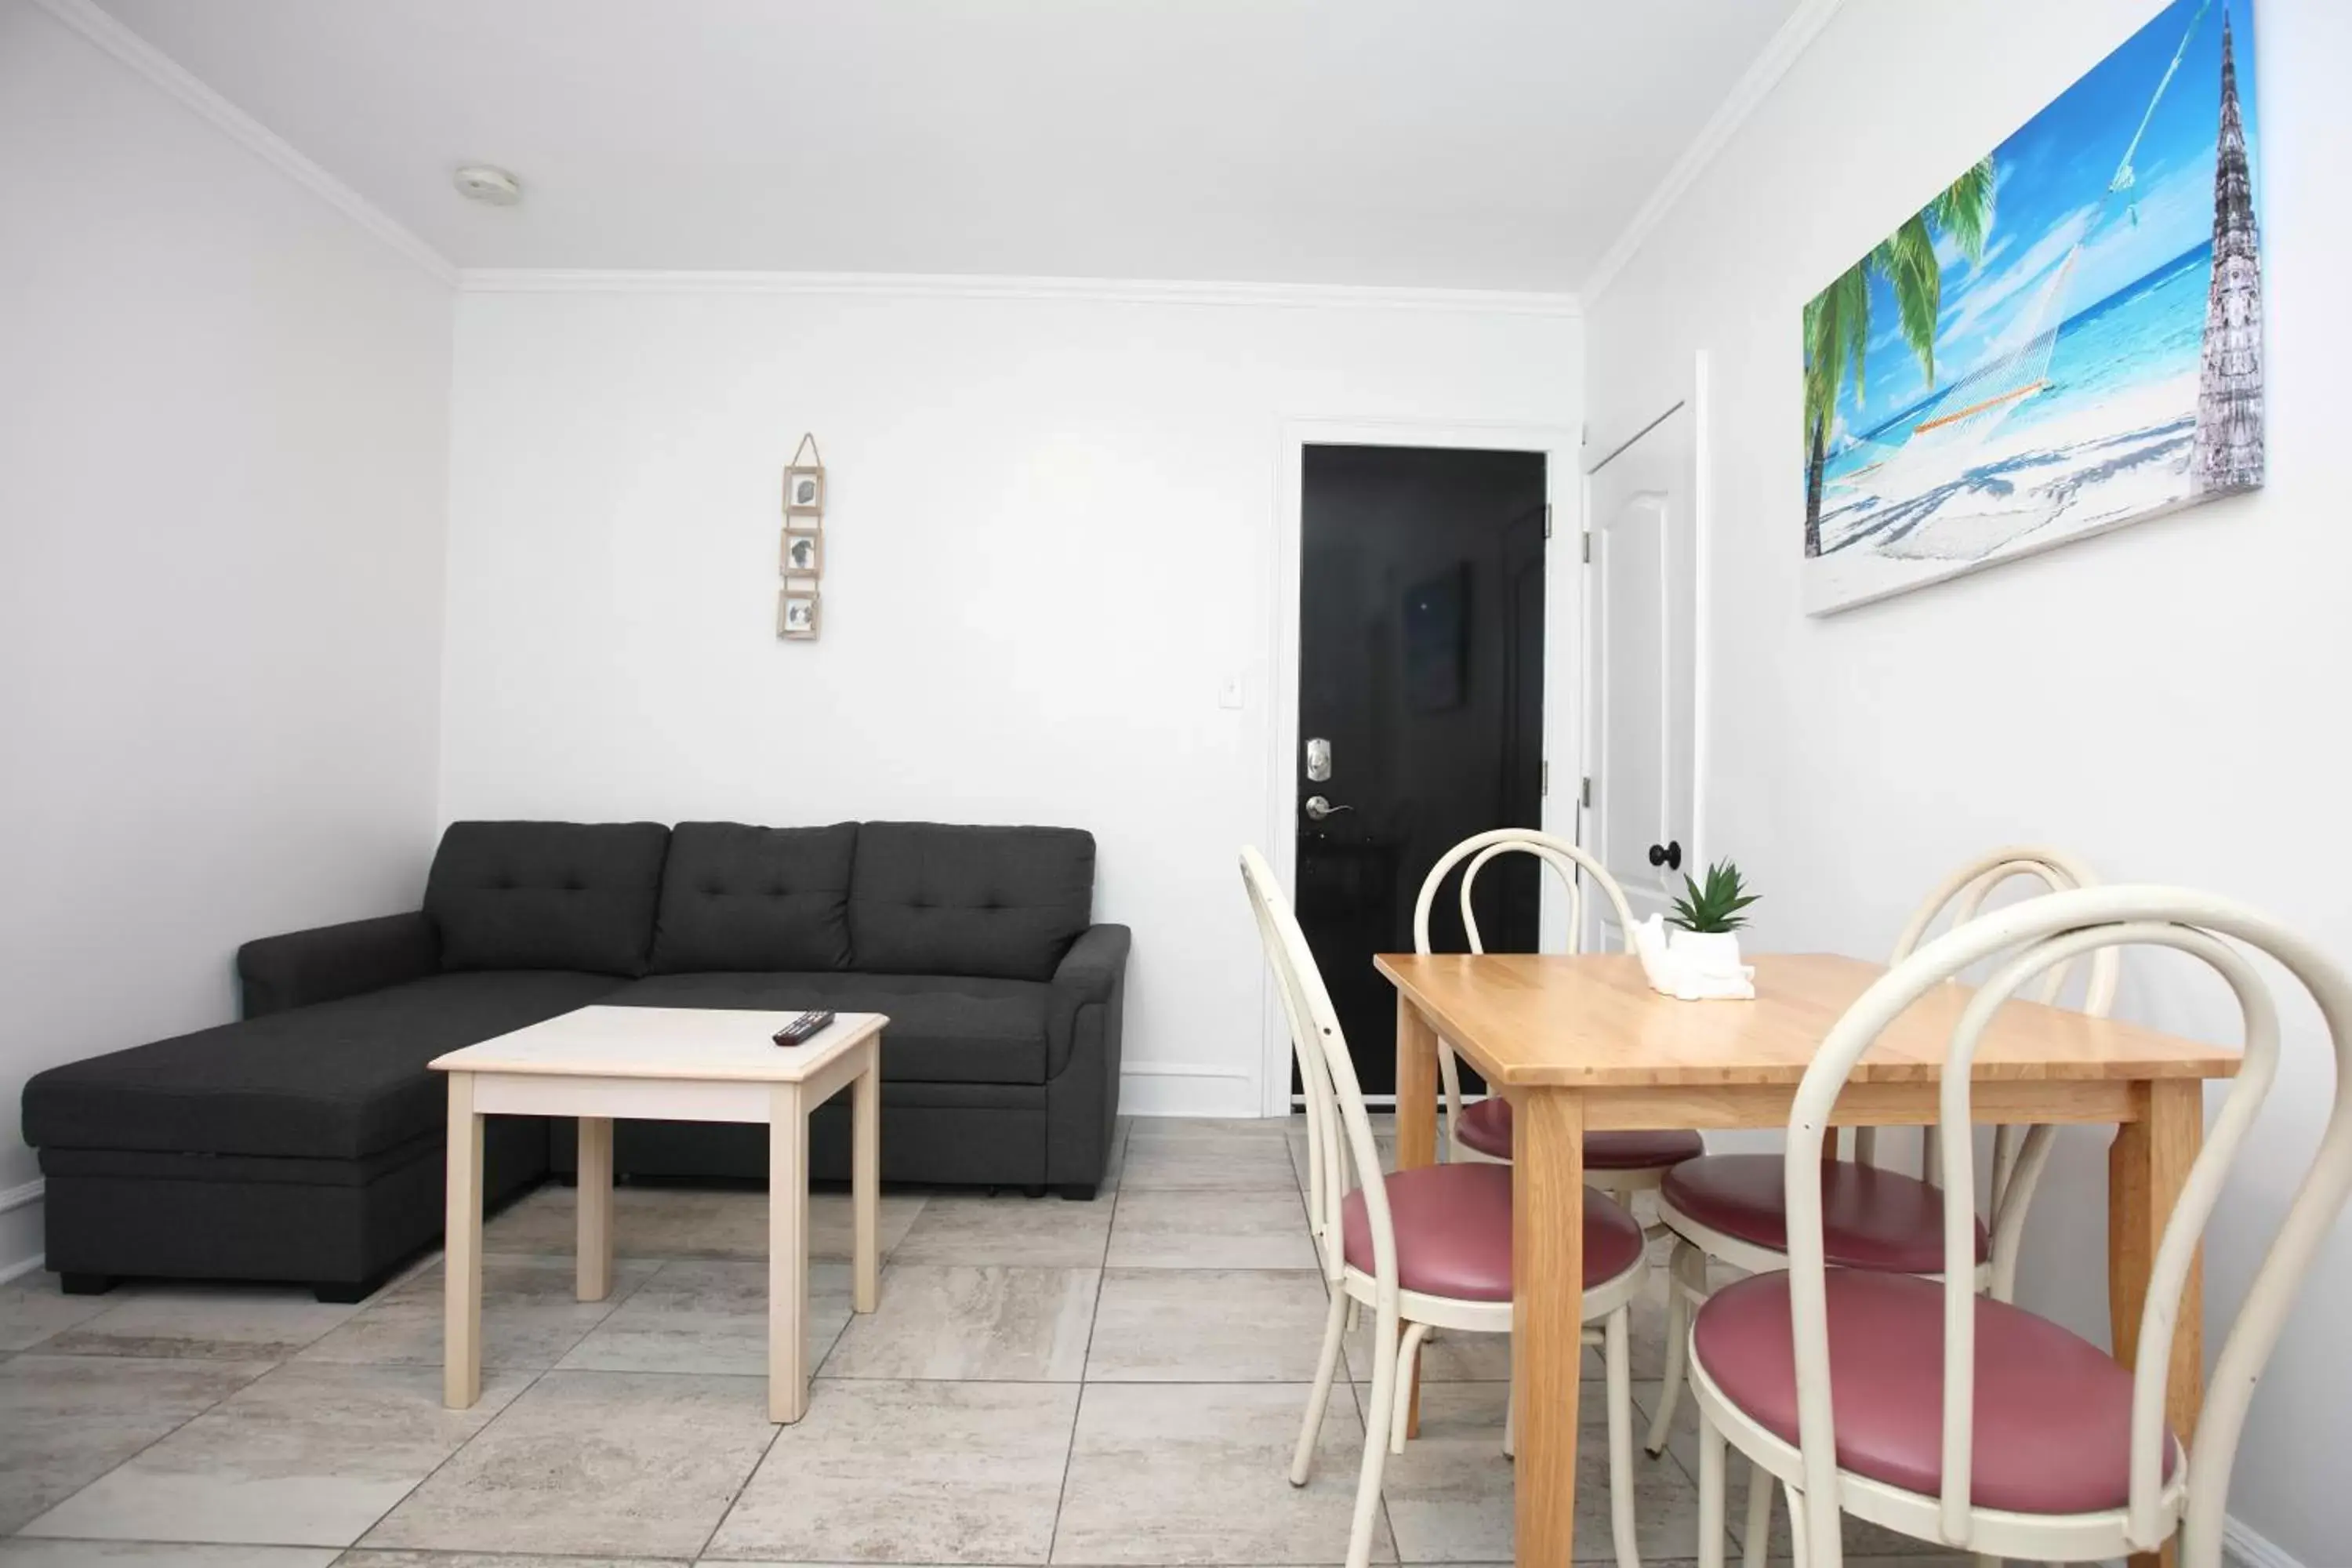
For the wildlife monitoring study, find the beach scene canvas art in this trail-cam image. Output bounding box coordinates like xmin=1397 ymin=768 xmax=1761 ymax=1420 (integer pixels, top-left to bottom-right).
xmin=1802 ymin=0 xmax=2263 ymax=615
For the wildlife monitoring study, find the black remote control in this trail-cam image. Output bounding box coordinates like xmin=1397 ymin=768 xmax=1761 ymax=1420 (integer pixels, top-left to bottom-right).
xmin=771 ymin=1010 xmax=835 ymax=1047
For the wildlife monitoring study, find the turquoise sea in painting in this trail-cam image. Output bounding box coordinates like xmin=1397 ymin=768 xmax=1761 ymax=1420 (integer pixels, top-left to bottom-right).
xmin=1819 ymin=241 xmax=2210 ymax=555
xmin=1802 ymin=0 xmax=2263 ymax=613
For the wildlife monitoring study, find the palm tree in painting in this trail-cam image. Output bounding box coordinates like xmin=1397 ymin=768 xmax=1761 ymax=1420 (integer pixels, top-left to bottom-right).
xmin=1803 ymin=158 xmax=1997 ymax=556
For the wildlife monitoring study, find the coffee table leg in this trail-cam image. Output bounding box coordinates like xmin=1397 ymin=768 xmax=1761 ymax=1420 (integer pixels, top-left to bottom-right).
xmin=576 ymin=1116 xmax=614 ymax=1302
xmin=443 ymin=1072 xmax=484 ymax=1410
xmin=768 ymin=1083 xmax=810 ymax=1423
xmin=852 ymin=1046 xmax=880 ymax=1314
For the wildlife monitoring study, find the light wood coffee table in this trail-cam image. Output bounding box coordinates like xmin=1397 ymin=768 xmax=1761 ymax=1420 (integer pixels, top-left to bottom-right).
xmin=430 ymin=1004 xmax=885 ymax=1422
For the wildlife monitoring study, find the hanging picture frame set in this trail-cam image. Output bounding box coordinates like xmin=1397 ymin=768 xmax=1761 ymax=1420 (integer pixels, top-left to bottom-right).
xmin=779 ymin=432 xmax=823 ymax=640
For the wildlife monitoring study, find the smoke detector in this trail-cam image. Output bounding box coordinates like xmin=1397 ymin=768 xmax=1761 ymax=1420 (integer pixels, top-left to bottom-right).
xmin=452 ymin=165 xmax=522 ymax=206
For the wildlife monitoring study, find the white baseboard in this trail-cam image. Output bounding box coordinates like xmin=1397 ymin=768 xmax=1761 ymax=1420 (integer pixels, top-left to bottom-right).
xmin=1120 ymin=1065 xmax=1260 ymax=1119
xmin=2225 ymin=1514 xmax=2306 ymax=1568
xmin=0 ymin=1178 xmax=45 ymax=1284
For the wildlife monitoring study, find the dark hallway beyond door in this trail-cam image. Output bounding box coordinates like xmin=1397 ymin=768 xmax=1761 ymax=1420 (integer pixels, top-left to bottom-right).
xmin=1294 ymin=444 xmax=1546 ymax=1097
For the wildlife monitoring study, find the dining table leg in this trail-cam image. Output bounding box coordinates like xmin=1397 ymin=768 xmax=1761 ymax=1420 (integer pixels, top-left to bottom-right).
xmin=1395 ymin=994 xmax=1439 ymax=1171
xmin=1512 ymin=1086 xmax=1584 ymax=1568
xmin=2111 ymin=1077 xmax=2204 ymax=1568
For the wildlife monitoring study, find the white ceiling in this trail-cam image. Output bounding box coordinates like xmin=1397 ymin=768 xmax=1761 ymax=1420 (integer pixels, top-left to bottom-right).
xmin=95 ymin=0 xmax=1802 ymax=290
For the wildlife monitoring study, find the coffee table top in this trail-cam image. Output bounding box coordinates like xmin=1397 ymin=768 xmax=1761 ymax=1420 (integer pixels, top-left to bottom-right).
xmin=430 ymin=1005 xmax=887 ymax=1083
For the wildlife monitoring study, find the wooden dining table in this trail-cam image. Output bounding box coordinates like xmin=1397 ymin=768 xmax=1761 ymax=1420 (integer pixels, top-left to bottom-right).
xmin=1377 ymin=949 xmax=2241 ymax=1568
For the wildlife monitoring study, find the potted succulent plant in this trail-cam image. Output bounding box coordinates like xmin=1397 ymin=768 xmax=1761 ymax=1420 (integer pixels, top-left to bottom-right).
xmin=1667 ymin=860 xmax=1758 ymax=971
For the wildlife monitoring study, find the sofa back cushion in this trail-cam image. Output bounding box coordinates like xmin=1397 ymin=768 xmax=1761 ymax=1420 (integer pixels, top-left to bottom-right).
xmin=650 ymin=822 xmax=858 ymax=973
xmin=426 ymin=821 xmax=671 ymax=976
xmin=849 ymin=822 xmax=1094 ymax=982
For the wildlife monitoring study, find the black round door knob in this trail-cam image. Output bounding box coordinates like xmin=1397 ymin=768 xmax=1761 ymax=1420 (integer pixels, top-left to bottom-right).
xmin=1648 ymin=840 xmax=1682 ymax=871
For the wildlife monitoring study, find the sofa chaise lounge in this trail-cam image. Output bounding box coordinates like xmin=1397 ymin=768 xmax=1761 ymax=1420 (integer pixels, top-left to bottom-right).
xmin=21 ymin=818 xmax=1129 ymax=1299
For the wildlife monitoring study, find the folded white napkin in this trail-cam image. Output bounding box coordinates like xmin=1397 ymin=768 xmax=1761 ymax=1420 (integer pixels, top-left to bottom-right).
xmin=1630 ymin=914 xmax=1757 ymax=1001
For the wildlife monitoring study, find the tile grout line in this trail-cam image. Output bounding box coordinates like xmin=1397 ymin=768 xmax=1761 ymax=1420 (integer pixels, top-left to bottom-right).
xmin=327 ymin=1207 xmax=677 ymax=1549
xmin=1044 ymin=1173 xmax=1123 ymax=1564
xmin=693 ymin=1374 xmax=792 ymax=1563
xmin=1 ymin=1347 xmax=278 ymax=1532
xmin=337 ymin=1356 xmax=564 ymax=1552
xmin=318 ymin=1229 xmax=719 ymax=1552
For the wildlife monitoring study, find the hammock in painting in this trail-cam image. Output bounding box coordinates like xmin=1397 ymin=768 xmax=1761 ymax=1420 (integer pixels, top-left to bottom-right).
xmin=1827 ymin=0 xmax=2213 ymax=497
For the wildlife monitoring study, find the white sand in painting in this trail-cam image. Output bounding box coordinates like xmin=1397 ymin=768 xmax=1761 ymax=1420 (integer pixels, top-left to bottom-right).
xmin=1810 ymin=375 xmax=2201 ymax=609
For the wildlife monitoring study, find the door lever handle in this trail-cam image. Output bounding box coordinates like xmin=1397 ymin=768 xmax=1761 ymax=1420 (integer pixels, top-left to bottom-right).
xmin=1302 ymin=796 xmax=1353 ymax=821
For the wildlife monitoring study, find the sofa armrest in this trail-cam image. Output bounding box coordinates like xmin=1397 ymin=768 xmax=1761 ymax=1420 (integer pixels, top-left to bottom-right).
xmin=236 ymin=911 xmax=440 ymax=1018
xmin=1046 ymin=923 xmax=1131 ymax=1076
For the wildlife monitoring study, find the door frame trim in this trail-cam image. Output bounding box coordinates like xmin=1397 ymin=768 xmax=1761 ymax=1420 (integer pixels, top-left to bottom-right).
xmin=1579 ymin=350 xmax=1713 ymax=946
xmin=1261 ymin=417 xmax=1584 ymax=1117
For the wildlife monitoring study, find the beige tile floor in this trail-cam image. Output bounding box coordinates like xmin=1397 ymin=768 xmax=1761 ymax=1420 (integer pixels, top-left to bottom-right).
xmin=0 ymin=1115 xmax=1973 ymax=1568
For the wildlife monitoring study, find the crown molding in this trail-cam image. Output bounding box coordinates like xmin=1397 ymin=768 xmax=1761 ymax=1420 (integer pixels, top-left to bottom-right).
xmin=460 ymin=268 xmax=1581 ymax=318
xmin=1581 ymin=0 xmax=1847 ymax=305
xmin=29 ymin=0 xmax=458 ymax=287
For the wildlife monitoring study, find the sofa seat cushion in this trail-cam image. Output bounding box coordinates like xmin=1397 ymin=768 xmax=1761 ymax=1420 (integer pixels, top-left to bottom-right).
xmin=610 ymin=971 xmax=1052 ymax=1084
xmin=426 ymin=820 xmax=671 ymax=975
xmin=848 ymin=822 xmax=1095 ymax=982
xmin=650 ymin=822 xmax=858 ymax=973
xmin=20 ymin=971 xmax=617 ymax=1162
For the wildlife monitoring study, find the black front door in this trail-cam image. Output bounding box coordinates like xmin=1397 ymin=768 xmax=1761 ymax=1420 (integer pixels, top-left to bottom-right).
xmin=1294 ymin=444 xmax=1547 ymax=1097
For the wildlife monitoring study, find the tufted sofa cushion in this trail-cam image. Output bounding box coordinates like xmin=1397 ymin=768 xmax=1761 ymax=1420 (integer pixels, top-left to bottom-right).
xmin=613 ymin=971 xmax=1052 ymax=1083
xmin=649 ymin=821 xmax=858 ymax=973
xmin=848 ymin=822 xmax=1095 ymax=982
xmin=425 ymin=821 xmax=672 ymax=976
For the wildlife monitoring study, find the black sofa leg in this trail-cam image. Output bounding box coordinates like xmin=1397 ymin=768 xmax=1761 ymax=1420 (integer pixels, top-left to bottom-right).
xmin=58 ymin=1272 xmax=119 ymax=1296
xmin=1022 ymin=1183 xmax=1048 ymax=1199
xmin=311 ymin=1265 xmax=398 ymax=1305
xmin=1058 ymin=1183 xmax=1099 ymax=1201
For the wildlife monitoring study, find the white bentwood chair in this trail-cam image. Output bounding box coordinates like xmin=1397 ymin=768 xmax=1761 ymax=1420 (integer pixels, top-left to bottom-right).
xmin=1242 ymin=846 xmax=1650 ymax=1568
xmin=1647 ymin=847 xmax=2119 ymax=1466
xmin=1688 ymin=886 xmax=2352 ymax=1568
xmin=1413 ymin=829 xmax=1706 ymax=1206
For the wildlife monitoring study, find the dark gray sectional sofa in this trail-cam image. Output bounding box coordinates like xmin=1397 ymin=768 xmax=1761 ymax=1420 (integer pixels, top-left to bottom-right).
xmin=21 ymin=819 xmax=1129 ymax=1300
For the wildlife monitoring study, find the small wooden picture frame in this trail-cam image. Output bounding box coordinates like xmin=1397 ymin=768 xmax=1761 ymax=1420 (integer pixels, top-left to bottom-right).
xmin=784 ymin=466 xmax=825 ymax=516
xmin=781 ymin=528 xmax=823 ymax=576
xmin=778 ymin=589 xmax=820 ymax=640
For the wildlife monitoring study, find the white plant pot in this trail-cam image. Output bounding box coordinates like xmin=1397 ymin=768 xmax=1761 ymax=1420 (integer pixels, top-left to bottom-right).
xmin=1668 ymin=928 xmax=1743 ymax=971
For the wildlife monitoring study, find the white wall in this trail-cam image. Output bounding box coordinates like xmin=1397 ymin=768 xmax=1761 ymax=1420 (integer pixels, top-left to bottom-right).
xmin=1584 ymin=0 xmax=2349 ymax=1558
xmin=441 ymin=281 xmax=1581 ymax=1116
xmin=0 ymin=0 xmax=455 ymax=1273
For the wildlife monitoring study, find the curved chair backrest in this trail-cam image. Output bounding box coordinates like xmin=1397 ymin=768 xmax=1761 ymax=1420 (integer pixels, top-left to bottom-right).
xmin=1779 ymin=887 xmax=2352 ymax=1568
xmin=1242 ymin=847 xmax=1394 ymax=1292
xmin=1410 ymin=830 xmax=1642 ymax=1150
xmin=1891 ymin=844 xmax=2122 ymax=1011
xmin=1856 ymin=846 xmax=2120 ymax=1180
xmin=1412 ymin=827 xmax=1640 ymax=958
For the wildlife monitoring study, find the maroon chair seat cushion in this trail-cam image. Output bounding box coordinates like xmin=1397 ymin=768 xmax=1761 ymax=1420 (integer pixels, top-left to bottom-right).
xmin=1338 ymin=1163 xmax=1643 ymax=1301
xmin=1663 ymin=1153 xmax=1987 ymax=1272
xmin=1457 ymin=1097 xmax=1705 ymax=1170
xmin=1692 ymin=1269 xmax=2176 ymax=1515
